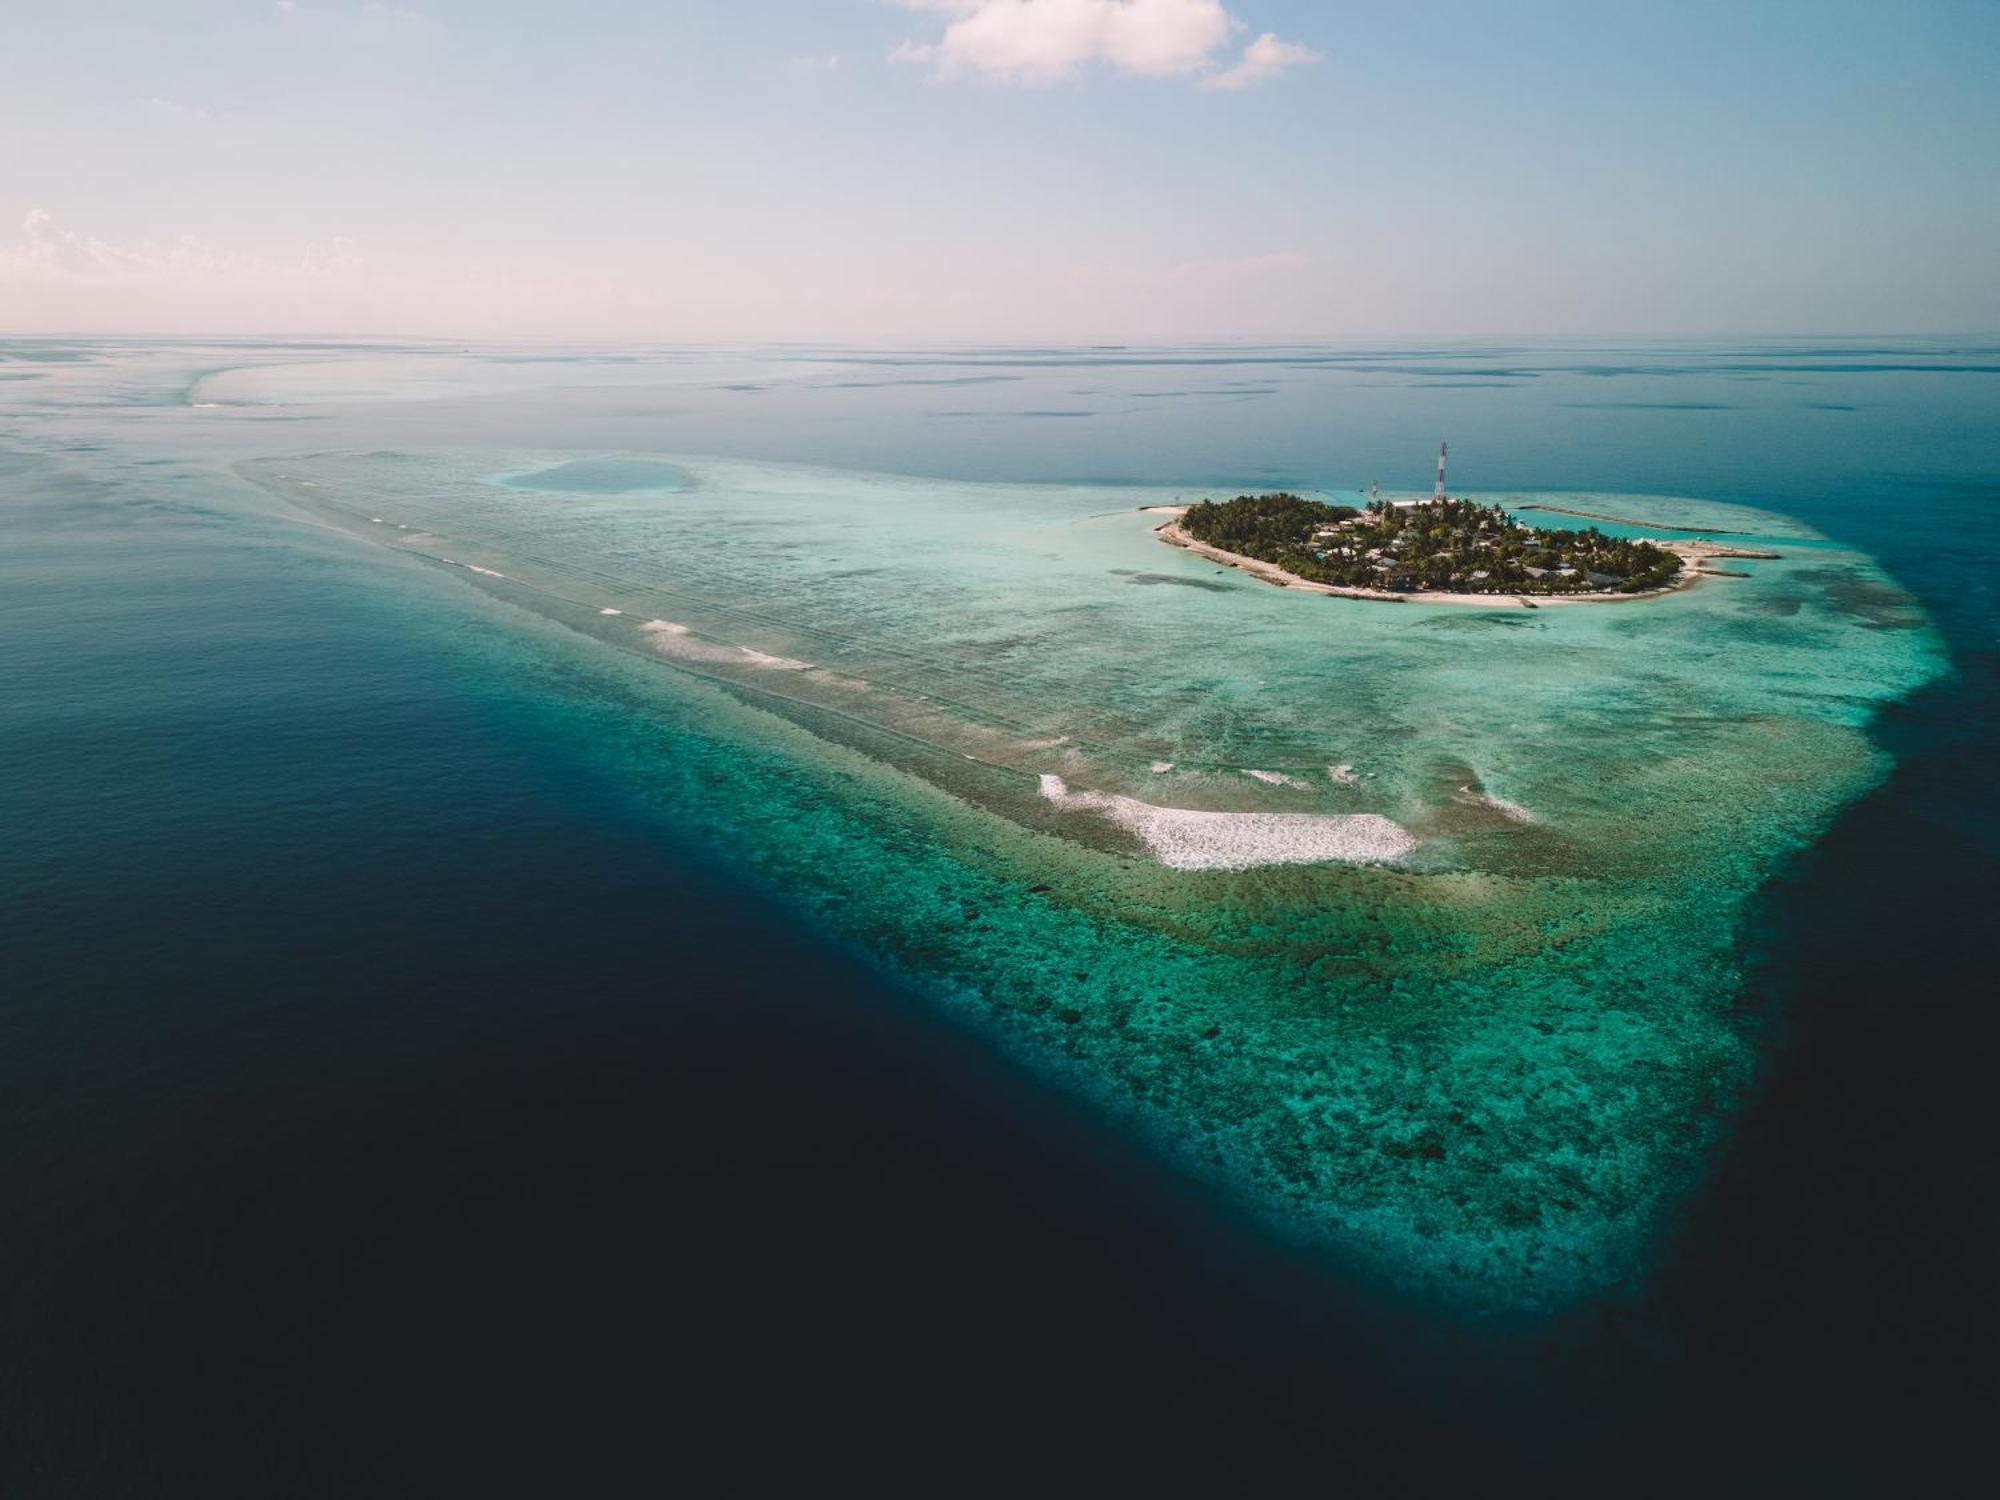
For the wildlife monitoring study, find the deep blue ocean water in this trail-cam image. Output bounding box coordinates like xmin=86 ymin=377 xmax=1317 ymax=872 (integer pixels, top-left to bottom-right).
xmin=0 ymin=339 xmax=1995 ymax=1492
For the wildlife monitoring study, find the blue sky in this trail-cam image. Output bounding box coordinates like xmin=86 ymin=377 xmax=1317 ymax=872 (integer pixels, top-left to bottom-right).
xmin=2 ymin=0 xmax=1995 ymax=338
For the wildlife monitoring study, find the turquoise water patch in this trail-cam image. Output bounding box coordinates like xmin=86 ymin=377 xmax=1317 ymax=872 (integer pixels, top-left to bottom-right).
xmin=242 ymin=449 xmax=1949 ymax=1309
xmin=492 ymin=456 xmax=692 ymax=495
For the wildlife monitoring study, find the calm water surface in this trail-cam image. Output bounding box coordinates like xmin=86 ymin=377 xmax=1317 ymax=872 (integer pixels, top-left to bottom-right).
xmin=0 ymin=338 xmax=1994 ymax=1492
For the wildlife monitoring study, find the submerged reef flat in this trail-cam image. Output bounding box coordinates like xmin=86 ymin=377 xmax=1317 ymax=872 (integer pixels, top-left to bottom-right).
xmin=246 ymin=450 xmax=1949 ymax=1307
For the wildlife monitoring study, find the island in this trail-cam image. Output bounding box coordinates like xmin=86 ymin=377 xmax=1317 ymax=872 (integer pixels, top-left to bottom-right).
xmin=1157 ymin=492 xmax=1772 ymax=604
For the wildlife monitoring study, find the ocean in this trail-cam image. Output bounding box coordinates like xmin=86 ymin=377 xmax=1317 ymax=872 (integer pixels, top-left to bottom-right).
xmin=0 ymin=338 xmax=1993 ymax=1492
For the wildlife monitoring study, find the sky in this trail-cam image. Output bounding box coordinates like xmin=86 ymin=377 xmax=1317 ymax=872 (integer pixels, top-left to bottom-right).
xmin=2 ymin=0 xmax=1996 ymax=341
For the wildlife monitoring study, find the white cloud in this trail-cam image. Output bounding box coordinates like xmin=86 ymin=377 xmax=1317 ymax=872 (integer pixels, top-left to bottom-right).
xmin=1070 ymin=247 xmax=1309 ymax=288
xmin=274 ymin=2 xmax=441 ymax=43
xmin=789 ymin=53 xmax=841 ymax=76
xmin=0 ymin=211 xmax=1315 ymax=344
xmin=0 ymin=209 xmax=650 ymax=339
xmin=135 ymin=96 xmax=213 ymax=121
xmin=1201 ymin=32 xmax=1322 ymax=91
xmin=354 ymin=3 xmax=440 ymax=40
xmin=3 ymin=207 xmax=363 ymax=283
xmin=0 ymin=209 xmax=372 ymax=330
xmin=5 ymin=209 xmax=264 ymax=280
xmin=890 ymin=0 xmax=1245 ymax=85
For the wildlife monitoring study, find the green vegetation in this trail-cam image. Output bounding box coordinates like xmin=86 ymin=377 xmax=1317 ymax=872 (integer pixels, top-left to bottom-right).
xmin=1179 ymin=493 xmax=1684 ymax=595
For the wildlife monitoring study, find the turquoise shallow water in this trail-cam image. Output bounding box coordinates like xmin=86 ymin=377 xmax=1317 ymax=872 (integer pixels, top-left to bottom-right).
xmin=493 ymin=455 xmax=691 ymax=494
xmin=230 ymin=441 xmax=1944 ymax=1303
xmin=0 ymin=338 xmax=1972 ymax=1314
xmin=2 ymin=336 xmax=1995 ymax=1486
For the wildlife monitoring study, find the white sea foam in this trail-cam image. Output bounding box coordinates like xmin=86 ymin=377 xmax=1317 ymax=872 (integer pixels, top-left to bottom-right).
xmin=1149 ymin=760 xmax=1174 ymax=773
xmin=640 ymin=620 xmax=810 ymax=671
xmin=464 ymin=564 xmax=505 ymax=578
xmin=598 ymin=607 xmax=623 ymax=616
xmin=1458 ymin=786 xmax=1535 ymax=823
xmin=642 ymin=622 xmax=744 ymax=666
xmin=805 ymin=667 xmax=870 ymax=692
xmin=1243 ymin=768 xmax=1315 ymax=790
xmin=1329 ymin=764 xmax=1362 ymax=786
xmin=1038 ymin=775 xmax=1416 ymax=871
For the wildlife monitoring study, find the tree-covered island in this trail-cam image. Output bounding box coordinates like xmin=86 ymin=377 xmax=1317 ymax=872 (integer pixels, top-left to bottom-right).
xmin=1176 ymin=492 xmax=1685 ymax=596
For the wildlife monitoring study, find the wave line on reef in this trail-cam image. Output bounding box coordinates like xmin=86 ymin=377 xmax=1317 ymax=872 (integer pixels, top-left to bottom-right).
xmin=249 ymin=461 xmax=1186 ymax=756
xmin=401 ymin=530 xmax=1061 ymax=739
xmin=254 ymin=469 xmax=1438 ymax=860
xmin=1457 ymin=787 xmax=1535 ymax=822
xmin=420 ymin=537 xmax=1421 ymax=874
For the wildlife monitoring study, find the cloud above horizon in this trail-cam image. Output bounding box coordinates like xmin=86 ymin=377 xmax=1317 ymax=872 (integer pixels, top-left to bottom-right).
xmin=889 ymin=0 xmax=1319 ymax=88
xmin=0 ymin=208 xmax=428 ymax=335
xmin=0 ymin=208 xmax=362 ymax=284
xmin=1200 ymin=32 xmax=1322 ymax=91
xmin=0 ymin=204 xmax=1332 ymax=342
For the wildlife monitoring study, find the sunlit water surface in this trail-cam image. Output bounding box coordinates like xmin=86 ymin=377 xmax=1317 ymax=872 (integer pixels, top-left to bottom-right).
xmin=1 ymin=339 xmax=1994 ymax=1483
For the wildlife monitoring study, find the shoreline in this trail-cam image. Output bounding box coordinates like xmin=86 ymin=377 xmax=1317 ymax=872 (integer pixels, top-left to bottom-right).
xmin=1153 ymin=512 xmax=1775 ymax=608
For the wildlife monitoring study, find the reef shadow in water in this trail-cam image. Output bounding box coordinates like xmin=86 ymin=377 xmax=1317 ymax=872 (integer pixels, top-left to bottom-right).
xmin=1559 ymin=401 xmax=1738 ymax=411
xmin=1414 ymin=611 xmax=1541 ymax=630
xmin=1116 ymin=570 xmax=1238 ymax=592
xmin=930 ymin=409 xmax=1097 ymax=420
xmin=494 ymin=456 xmax=692 ymax=494
xmin=821 ymin=375 xmax=1024 ymax=389
xmin=1790 ymin=565 xmax=1929 ymax=630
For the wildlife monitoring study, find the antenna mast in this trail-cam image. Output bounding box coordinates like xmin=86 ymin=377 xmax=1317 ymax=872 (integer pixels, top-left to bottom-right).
xmin=1434 ymin=441 xmax=1448 ymax=502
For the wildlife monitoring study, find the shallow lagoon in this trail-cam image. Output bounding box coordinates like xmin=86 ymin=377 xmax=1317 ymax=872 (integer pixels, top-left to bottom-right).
xmin=244 ymin=445 xmax=1947 ymax=1302
xmin=4 ymin=337 xmax=1993 ymax=1486
xmin=492 ymin=456 xmax=691 ymax=495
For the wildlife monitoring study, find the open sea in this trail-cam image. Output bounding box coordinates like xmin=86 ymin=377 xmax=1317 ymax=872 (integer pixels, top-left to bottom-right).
xmin=0 ymin=338 xmax=1994 ymax=1493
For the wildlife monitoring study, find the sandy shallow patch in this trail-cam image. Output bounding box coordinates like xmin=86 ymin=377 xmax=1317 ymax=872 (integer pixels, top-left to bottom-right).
xmin=1038 ymin=774 xmax=1416 ymax=871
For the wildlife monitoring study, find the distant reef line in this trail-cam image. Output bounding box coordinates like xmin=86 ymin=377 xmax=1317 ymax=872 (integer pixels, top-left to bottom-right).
xmin=1511 ymin=502 xmax=1751 ymax=535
